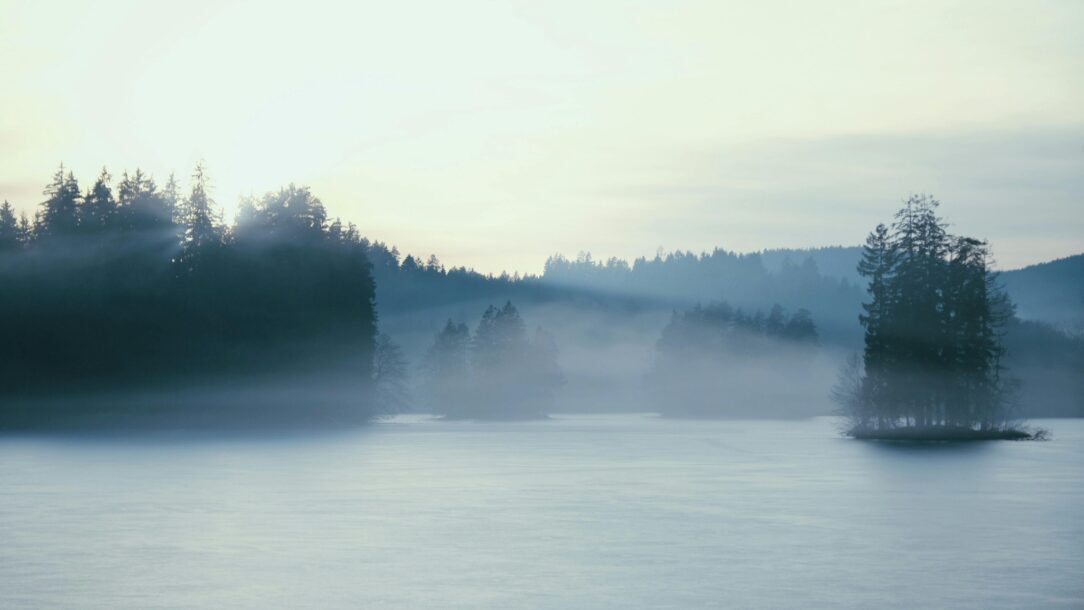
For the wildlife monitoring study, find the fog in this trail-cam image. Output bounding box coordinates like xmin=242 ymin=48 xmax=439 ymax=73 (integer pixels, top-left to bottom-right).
xmin=378 ymin=298 xmax=848 ymax=420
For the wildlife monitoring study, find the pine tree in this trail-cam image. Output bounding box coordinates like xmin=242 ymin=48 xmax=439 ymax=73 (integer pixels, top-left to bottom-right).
xmin=857 ymin=223 xmax=896 ymax=425
xmin=240 ymin=184 xmax=328 ymax=239
xmin=178 ymin=162 xmax=223 ymax=269
xmin=36 ymin=164 xmax=81 ymax=239
xmin=0 ymin=201 xmax=20 ymax=252
xmin=117 ymin=169 xmax=171 ymax=232
xmin=16 ymin=213 xmax=32 ymax=246
xmin=161 ymin=172 xmax=181 ymax=225
xmin=80 ymin=167 xmax=117 ymax=234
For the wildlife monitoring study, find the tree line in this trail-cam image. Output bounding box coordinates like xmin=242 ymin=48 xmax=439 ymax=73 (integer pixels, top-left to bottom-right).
xmin=0 ymin=165 xmax=377 ymax=427
xmin=542 ymin=249 xmax=862 ymax=344
xmin=647 ymin=301 xmax=821 ymax=417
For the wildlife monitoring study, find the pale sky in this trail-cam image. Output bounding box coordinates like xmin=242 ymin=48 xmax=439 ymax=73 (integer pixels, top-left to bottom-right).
xmin=1 ymin=0 xmax=1081 ymax=273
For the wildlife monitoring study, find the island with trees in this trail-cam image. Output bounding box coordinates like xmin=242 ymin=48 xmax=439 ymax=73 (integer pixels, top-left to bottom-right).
xmin=419 ymin=302 xmax=563 ymax=420
xmin=835 ymin=195 xmax=1044 ymax=440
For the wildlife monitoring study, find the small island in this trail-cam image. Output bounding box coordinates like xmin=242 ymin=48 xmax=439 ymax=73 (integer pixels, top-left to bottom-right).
xmin=418 ymin=302 xmax=563 ymax=420
xmin=834 ymin=195 xmax=1044 ymax=441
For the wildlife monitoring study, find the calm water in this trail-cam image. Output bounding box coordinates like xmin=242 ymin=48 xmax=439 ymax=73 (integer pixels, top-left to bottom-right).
xmin=1 ymin=415 xmax=1082 ymax=609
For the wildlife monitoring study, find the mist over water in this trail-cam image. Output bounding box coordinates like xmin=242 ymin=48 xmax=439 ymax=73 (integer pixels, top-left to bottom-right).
xmin=3 ymin=415 xmax=1081 ymax=609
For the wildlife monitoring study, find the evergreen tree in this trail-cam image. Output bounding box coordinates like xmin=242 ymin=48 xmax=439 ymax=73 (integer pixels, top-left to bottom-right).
xmin=117 ymin=169 xmax=170 ymax=231
xmin=401 ymin=254 xmax=420 ymax=273
xmin=161 ymin=172 xmax=181 ymax=225
xmin=36 ymin=164 xmax=80 ymax=239
xmin=421 ymin=302 xmax=562 ymax=419
xmin=856 ymin=223 xmax=896 ymax=426
xmin=471 ymin=301 xmax=528 ymax=373
xmin=239 ymin=184 xmax=327 ymax=239
xmin=16 ymin=213 xmax=32 ymax=246
xmin=178 ymin=162 xmax=223 ymax=269
xmin=0 ymin=201 xmax=20 ymax=252
xmin=79 ymin=167 xmax=117 ymax=234
xmin=470 ymin=302 xmax=557 ymax=418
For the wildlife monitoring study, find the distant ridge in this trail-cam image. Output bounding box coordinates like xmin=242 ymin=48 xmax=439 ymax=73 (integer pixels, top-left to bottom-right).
xmin=1001 ymin=254 xmax=1084 ymax=333
xmin=758 ymin=247 xmax=1082 ymax=333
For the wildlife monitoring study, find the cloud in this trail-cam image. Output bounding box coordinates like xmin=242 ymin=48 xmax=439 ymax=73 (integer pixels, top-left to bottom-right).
xmin=602 ymin=124 xmax=1084 ymax=269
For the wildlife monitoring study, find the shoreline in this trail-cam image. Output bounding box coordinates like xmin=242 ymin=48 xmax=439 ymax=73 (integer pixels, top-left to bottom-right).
xmin=848 ymin=426 xmax=1045 ymax=441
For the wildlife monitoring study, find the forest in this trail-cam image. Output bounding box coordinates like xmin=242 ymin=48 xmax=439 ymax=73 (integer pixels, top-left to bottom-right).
xmin=0 ymin=166 xmax=1081 ymax=427
xmin=0 ymin=166 xmax=377 ymax=427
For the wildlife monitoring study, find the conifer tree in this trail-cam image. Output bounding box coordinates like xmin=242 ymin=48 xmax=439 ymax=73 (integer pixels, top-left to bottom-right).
xmin=16 ymin=213 xmax=32 ymax=246
xmin=178 ymin=162 xmax=223 ymax=269
xmin=161 ymin=172 xmax=181 ymax=225
xmin=117 ymin=169 xmax=172 ymax=232
xmin=80 ymin=167 xmax=117 ymax=234
xmin=0 ymin=201 xmax=20 ymax=252
xmin=36 ymin=164 xmax=80 ymax=239
xmin=856 ymin=223 xmax=896 ymax=424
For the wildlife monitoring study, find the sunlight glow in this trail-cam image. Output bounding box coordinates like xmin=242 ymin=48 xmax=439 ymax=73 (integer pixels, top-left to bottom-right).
xmin=1 ymin=0 xmax=1081 ymax=272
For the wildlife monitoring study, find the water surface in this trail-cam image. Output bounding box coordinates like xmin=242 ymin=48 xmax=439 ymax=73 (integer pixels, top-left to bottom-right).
xmin=2 ymin=415 xmax=1081 ymax=609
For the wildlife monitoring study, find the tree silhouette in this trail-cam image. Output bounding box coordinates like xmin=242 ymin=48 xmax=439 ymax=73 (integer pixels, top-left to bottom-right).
xmin=0 ymin=164 xmax=379 ymax=428
xmin=36 ymin=164 xmax=80 ymax=239
xmin=419 ymin=303 xmax=562 ymax=419
xmin=843 ymin=195 xmax=1017 ymax=436
xmin=0 ymin=201 xmax=19 ymax=252
xmin=79 ymin=168 xmax=117 ymax=235
xmin=178 ymin=162 xmax=223 ymax=269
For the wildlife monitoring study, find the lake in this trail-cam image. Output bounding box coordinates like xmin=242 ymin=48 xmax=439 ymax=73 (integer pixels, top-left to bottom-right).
xmin=1 ymin=415 xmax=1081 ymax=609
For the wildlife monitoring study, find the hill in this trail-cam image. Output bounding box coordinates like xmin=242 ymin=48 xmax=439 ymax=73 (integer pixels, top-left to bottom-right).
xmin=1001 ymin=254 xmax=1084 ymax=334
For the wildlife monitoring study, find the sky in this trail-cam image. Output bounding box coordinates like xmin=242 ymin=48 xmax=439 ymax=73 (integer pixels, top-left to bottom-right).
xmin=1 ymin=0 xmax=1081 ymax=273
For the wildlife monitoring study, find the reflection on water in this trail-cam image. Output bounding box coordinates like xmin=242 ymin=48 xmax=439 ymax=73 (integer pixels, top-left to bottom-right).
xmin=1 ymin=415 xmax=1081 ymax=609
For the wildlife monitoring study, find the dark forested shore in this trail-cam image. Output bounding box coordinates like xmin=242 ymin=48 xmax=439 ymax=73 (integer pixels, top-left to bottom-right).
xmin=0 ymin=165 xmax=378 ymax=428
